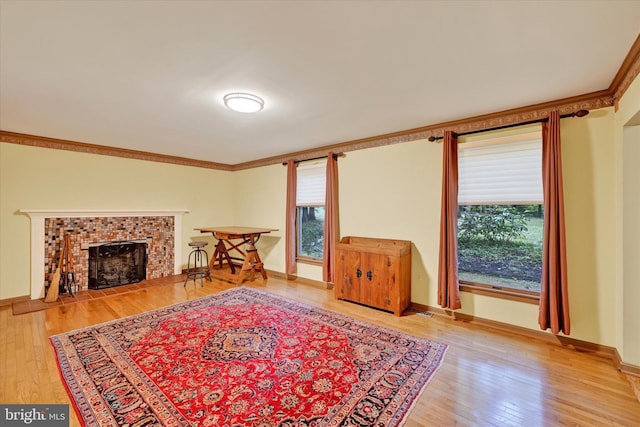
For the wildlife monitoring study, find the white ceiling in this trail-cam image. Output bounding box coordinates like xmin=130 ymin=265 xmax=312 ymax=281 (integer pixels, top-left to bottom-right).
xmin=1 ymin=1 xmax=639 ymax=165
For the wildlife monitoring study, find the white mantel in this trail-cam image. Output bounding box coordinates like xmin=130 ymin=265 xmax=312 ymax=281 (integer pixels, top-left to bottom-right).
xmin=20 ymin=209 xmax=190 ymax=300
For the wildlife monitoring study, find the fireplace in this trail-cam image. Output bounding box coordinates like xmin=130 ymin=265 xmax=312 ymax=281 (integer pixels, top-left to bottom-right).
xmin=20 ymin=209 xmax=189 ymax=299
xmin=89 ymin=240 xmax=148 ymax=289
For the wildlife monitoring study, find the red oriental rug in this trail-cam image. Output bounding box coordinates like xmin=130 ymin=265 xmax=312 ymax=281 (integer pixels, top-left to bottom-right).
xmin=51 ymin=287 xmax=447 ymax=426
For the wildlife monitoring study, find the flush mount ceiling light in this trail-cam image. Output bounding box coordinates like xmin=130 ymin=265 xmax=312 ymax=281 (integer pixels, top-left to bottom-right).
xmin=223 ymin=92 xmax=264 ymax=113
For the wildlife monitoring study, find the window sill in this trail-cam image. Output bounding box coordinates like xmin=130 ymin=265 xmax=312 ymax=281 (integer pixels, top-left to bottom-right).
xmin=459 ymin=281 xmax=540 ymax=305
xmin=296 ymin=256 xmax=322 ymax=266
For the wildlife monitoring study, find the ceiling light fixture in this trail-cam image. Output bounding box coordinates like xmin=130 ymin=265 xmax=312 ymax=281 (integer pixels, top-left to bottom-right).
xmin=223 ymin=92 xmax=264 ymax=113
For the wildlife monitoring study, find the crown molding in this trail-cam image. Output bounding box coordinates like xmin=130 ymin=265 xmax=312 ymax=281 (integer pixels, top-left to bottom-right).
xmin=611 ymin=33 xmax=640 ymax=108
xmin=232 ymin=90 xmax=613 ymax=170
xmin=0 ymin=131 xmax=233 ymax=171
xmin=2 ymin=34 xmax=638 ymax=172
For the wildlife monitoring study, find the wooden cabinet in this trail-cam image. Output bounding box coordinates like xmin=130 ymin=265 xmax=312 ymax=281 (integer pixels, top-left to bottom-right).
xmin=334 ymin=236 xmax=411 ymax=316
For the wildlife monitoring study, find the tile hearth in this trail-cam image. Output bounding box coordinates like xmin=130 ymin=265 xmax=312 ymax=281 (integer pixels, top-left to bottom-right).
xmin=12 ymin=277 xmax=179 ymax=315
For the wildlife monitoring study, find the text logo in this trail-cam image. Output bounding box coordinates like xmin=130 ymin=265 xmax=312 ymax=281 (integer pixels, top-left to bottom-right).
xmin=1 ymin=405 xmax=69 ymax=426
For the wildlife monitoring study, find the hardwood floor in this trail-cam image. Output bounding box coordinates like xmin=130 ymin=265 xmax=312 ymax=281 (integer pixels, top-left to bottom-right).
xmin=1 ymin=275 xmax=639 ymax=426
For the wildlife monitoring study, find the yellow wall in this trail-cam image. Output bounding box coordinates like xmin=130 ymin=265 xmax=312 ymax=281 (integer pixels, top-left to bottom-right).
xmin=561 ymin=107 xmax=617 ymax=345
xmin=232 ymin=164 xmax=286 ymax=273
xmin=622 ymin=124 xmax=640 ymax=365
xmin=338 ymin=140 xmax=442 ymax=303
xmin=231 ymin=110 xmax=620 ymax=346
xmin=616 ymin=73 xmax=640 ymax=366
xmin=0 ymin=143 xmax=235 ymax=300
xmin=1 ymin=75 xmax=638 ymax=363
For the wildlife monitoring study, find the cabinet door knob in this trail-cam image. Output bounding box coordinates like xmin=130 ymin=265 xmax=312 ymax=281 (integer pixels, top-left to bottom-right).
xmin=366 ymin=271 xmax=372 ymax=281
xmin=356 ymin=268 xmax=362 ymax=278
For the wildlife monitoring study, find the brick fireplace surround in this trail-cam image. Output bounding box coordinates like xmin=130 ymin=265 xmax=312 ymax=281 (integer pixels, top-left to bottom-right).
xmin=20 ymin=210 xmax=189 ymax=300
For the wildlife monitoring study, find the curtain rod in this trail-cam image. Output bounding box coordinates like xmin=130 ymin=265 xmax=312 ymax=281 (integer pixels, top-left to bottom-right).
xmin=427 ymin=109 xmax=589 ymax=142
xmin=282 ymin=152 xmax=345 ymax=166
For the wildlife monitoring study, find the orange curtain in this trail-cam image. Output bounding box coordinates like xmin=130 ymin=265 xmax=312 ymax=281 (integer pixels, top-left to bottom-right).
xmin=539 ymin=111 xmax=571 ymax=334
xmin=437 ymin=131 xmax=461 ymax=310
xmin=323 ymin=152 xmax=339 ymax=283
xmin=285 ymin=160 xmax=297 ymax=275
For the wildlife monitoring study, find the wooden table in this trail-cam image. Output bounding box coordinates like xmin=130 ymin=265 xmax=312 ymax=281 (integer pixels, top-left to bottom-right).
xmin=195 ymin=226 xmax=278 ymax=285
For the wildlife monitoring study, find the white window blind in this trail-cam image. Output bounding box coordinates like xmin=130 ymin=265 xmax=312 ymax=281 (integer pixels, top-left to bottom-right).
xmin=458 ymin=133 xmax=543 ymax=205
xmin=296 ymin=160 xmax=326 ymax=206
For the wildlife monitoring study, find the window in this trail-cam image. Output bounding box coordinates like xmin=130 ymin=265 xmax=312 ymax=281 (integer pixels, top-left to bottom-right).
xmin=296 ymin=160 xmax=326 ymax=261
xmin=457 ymin=132 xmax=543 ymax=296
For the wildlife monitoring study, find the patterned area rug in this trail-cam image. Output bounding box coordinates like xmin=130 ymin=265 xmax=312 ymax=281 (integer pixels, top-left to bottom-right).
xmin=51 ymin=287 xmax=448 ymax=426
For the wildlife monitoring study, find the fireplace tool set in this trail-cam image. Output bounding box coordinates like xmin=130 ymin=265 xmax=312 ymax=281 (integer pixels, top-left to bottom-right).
xmin=45 ymin=233 xmax=77 ymax=302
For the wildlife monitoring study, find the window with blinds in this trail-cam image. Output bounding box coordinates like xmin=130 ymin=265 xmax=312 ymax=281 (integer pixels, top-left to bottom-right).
xmin=457 ymin=131 xmax=544 ymax=295
xmin=296 ymin=161 xmax=326 ymax=206
xmin=458 ymin=132 xmax=543 ymax=205
xmin=296 ymin=160 xmax=326 ymax=260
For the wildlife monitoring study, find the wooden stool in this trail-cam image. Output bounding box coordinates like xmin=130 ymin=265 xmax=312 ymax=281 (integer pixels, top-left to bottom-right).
xmin=184 ymin=241 xmax=211 ymax=287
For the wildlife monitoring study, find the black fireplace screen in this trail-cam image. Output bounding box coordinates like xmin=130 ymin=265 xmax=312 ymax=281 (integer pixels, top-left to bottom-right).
xmin=88 ymin=241 xmax=147 ymax=289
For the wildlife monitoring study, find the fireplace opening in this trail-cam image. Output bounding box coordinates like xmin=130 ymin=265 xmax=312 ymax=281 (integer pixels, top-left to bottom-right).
xmin=88 ymin=240 xmax=148 ymax=289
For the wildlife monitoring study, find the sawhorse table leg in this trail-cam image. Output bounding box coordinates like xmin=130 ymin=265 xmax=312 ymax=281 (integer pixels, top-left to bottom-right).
xmin=237 ymin=243 xmax=268 ymax=285
xmin=211 ymin=239 xmax=237 ymax=274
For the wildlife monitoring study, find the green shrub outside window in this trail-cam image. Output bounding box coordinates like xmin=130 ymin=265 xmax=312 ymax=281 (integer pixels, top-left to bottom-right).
xmin=297 ymin=206 xmax=325 ymax=259
xmin=457 ymin=204 xmax=543 ymax=292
